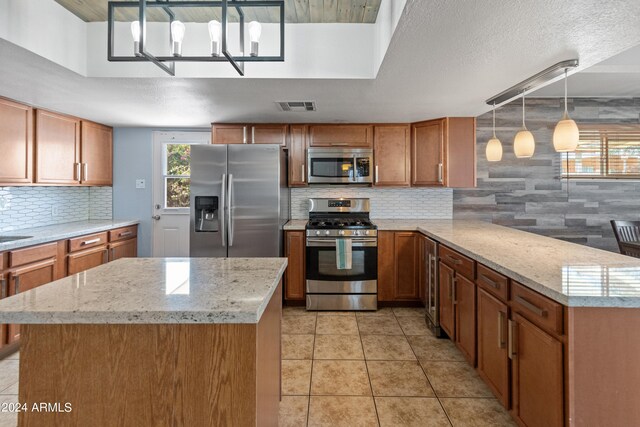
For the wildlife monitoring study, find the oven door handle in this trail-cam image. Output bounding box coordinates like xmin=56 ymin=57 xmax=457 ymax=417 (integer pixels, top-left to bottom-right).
xmin=306 ymin=238 xmax=377 ymax=247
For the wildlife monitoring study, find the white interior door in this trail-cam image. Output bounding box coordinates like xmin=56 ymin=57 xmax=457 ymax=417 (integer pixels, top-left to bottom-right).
xmin=152 ymin=131 xmax=210 ymax=257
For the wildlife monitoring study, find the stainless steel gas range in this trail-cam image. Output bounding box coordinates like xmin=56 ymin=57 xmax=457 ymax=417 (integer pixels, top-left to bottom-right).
xmin=305 ymin=198 xmax=377 ymax=311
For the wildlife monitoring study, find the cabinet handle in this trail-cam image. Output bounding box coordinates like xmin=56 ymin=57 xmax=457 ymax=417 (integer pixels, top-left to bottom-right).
xmin=75 ymin=163 xmax=81 ymax=181
xmin=1 ymin=278 xmax=7 ymax=298
xmin=83 ymin=163 xmax=88 ymax=182
xmin=119 ymin=231 xmax=133 ymax=238
xmin=332 ymin=142 xmax=350 ymax=146
xmin=301 ymin=164 xmax=305 ymax=183
xmin=14 ymin=276 xmax=20 ymax=294
xmin=81 ymin=238 xmax=101 ymax=246
xmin=375 ymin=165 xmax=379 ymax=184
xmin=103 ymin=248 xmax=109 ymax=264
xmin=480 ymin=274 xmax=500 ymax=289
xmin=111 ymin=247 xmax=116 ymax=261
xmin=514 ymin=295 xmax=547 ymax=317
xmin=445 ymin=254 xmax=462 ymax=265
xmin=438 ymin=163 xmax=443 ymax=183
xmin=498 ymin=311 xmax=506 ymax=348
xmin=452 ymin=277 xmax=457 ymax=305
xmin=251 ymin=127 xmax=255 ymax=144
xmin=508 ymin=319 xmax=516 ymax=359
xmin=243 ymin=127 xmax=247 ymax=144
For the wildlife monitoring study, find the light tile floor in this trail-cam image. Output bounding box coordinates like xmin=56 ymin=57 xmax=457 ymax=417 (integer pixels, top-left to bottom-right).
xmin=280 ymin=306 xmax=516 ymax=427
xmin=0 ymin=308 xmax=516 ymax=427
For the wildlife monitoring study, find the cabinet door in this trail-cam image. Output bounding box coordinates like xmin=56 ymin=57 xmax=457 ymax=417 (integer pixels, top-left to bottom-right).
xmin=212 ymin=124 xmax=247 ymax=144
xmin=284 ymin=231 xmax=305 ymax=301
xmin=438 ymin=261 xmax=455 ymax=338
xmin=418 ymin=235 xmax=427 ymax=305
xmin=7 ymin=257 xmax=58 ymax=343
xmin=373 ymin=125 xmax=410 ymax=186
xmin=394 ymin=232 xmax=420 ymax=300
xmin=446 ymin=117 xmax=476 ymax=188
xmin=109 ymin=239 xmax=137 ymax=262
xmin=377 ymin=231 xmax=395 ymax=302
xmin=477 ymin=288 xmax=509 ymax=408
xmin=80 ymin=121 xmax=113 ymax=185
xmin=0 ymin=98 xmax=33 ymax=184
xmin=455 ymin=273 xmax=476 ymax=365
xmin=67 ymin=246 xmax=109 ymax=275
xmin=35 ymin=109 xmax=81 ymax=184
xmin=412 ymin=119 xmax=445 ymax=186
xmin=511 ymin=313 xmax=563 ymax=427
xmin=251 ymin=125 xmax=288 ymax=146
xmin=308 ymin=125 xmax=373 ymax=147
xmin=0 ymin=271 xmax=7 ymax=349
xmin=288 ymin=125 xmax=308 ymax=187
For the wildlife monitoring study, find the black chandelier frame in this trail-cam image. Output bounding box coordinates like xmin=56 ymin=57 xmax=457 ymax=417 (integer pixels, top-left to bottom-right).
xmin=107 ymin=0 xmax=285 ymax=76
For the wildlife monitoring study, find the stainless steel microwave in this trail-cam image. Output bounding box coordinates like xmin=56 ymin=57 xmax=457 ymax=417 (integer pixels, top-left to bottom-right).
xmin=307 ymin=148 xmax=373 ymax=185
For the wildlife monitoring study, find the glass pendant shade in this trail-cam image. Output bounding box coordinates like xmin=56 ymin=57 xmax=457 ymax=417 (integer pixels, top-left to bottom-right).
xmin=514 ymin=130 xmax=535 ymax=158
xmin=486 ymin=137 xmax=503 ymax=161
xmin=553 ymin=70 xmax=579 ymax=152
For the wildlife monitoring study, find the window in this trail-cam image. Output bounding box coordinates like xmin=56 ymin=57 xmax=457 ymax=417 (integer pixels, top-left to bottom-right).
xmin=562 ymin=128 xmax=640 ymax=178
xmin=163 ymin=143 xmax=192 ymax=209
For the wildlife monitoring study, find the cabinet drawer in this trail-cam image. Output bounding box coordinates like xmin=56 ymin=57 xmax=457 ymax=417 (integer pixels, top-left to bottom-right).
xmin=109 ymin=226 xmax=137 ymax=243
xmin=476 ymin=264 xmax=508 ymax=302
xmin=9 ymin=242 xmax=57 ymax=267
xmin=439 ymin=245 xmax=475 ymax=281
xmin=511 ymin=281 xmax=563 ymax=335
xmin=68 ymin=232 xmax=108 ymax=253
xmin=68 ymin=246 xmax=108 ymax=275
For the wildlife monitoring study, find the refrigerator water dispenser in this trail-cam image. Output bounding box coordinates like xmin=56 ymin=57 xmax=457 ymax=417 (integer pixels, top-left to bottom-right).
xmin=194 ymin=196 xmax=219 ymax=232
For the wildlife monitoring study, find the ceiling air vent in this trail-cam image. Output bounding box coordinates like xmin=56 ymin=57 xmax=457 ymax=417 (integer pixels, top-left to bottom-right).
xmin=276 ymin=101 xmax=316 ymax=112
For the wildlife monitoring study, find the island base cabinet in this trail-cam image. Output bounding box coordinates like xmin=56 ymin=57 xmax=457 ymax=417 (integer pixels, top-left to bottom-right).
xmin=477 ymin=288 xmax=509 ymax=408
xmin=18 ymin=283 xmax=283 ymax=427
xmin=510 ymin=313 xmax=563 ymax=427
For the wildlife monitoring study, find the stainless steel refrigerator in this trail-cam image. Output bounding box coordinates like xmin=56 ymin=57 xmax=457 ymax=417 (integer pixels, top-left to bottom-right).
xmin=189 ymin=144 xmax=289 ymax=257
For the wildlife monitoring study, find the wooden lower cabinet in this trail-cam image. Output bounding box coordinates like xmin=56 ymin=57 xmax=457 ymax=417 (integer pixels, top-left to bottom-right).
xmin=284 ymin=231 xmax=305 ymax=301
xmin=455 ymin=274 xmax=476 ymax=365
xmin=510 ymin=313 xmax=564 ymax=427
xmin=109 ymin=238 xmax=137 ymax=261
xmin=377 ymin=231 xmax=422 ymax=302
xmin=438 ymin=261 xmax=455 ymax=337
xmin=477 ymin=288 xmax=509 ymax=407
xmin=0 ymin=269 xmax=8 ymax=349
xmin=68 ymin=246 xmax=109 ymax=275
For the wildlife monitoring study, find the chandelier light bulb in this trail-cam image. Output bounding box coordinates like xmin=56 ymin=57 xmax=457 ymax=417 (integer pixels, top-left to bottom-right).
xmin=208 ymin=20 xmax=222 ymax=57
xmin=131 ymin=21 xmax=141 ymax=56
xmin=171 ymin=20 xmax=186 ymax=56
xmin=248 ymin=21 xmax=262 ymax=56
xmin=553 ymin=69 xmax=580 ymax=152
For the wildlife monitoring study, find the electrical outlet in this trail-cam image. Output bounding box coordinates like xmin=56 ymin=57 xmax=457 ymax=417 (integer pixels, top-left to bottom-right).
xmin=51 ymin=205 xmax=60 ymax=217
xmin=136 ymin=179 xmax=146 ymax=189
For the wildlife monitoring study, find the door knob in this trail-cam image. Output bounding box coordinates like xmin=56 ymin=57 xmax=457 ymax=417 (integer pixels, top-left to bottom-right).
xmin=152 ymin=215 xmax=161 ymax=220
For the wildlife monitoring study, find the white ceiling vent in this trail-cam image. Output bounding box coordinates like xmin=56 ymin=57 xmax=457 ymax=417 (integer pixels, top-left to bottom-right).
xmin=276 ymin=101 xmax=316 ymax=112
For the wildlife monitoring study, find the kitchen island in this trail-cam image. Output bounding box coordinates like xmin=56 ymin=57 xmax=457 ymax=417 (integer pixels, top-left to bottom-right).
xmin=0 ymin=257 xmax=287 ymax=427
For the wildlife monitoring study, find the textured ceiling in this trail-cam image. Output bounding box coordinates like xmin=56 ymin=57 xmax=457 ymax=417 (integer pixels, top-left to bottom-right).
xmin=54 ymin=0 xmax=382 ymax=23
xmin=3 ymin=0 xmax=640 ymax=127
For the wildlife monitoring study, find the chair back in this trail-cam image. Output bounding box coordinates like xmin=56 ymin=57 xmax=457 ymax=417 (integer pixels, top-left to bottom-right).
xmin=611 ymin=220 xmax=640 ymax=257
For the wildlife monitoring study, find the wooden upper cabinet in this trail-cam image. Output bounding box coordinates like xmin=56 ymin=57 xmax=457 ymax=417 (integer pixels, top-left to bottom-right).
xmin=284 ymin=231 xmax=305 ymax=301
xmin=308 ymin=124 xmax=373 ymax=148
xmin=251 ymin=124 xmax=288 ymax=146
xmin=411 ymin=119 xmax=445 ymax=186
xmin=411 ymin=117 xmax=476 ymax=188
xmin=212 ymin=124 xmax=248 ymax=144
xmin=373 ymin=125 xmax=411 ymax=186
xmin=35 ymin=109 xmax=81 ymax=184
xmin=0 ymin=98 xmax=33 ymax=184
xmin=80 ymin=121 xmax=113 ymax=186
xmin=288 ymin=125 xmax=308 ymax=187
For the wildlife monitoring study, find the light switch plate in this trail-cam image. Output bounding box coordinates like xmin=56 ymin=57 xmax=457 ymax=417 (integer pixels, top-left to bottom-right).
xmin=136 ymin=179 xmax=146 ymax=189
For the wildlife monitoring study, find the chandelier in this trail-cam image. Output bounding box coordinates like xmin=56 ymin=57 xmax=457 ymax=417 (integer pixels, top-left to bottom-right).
xmin=107 ymin=0 xmax=285 ymax=76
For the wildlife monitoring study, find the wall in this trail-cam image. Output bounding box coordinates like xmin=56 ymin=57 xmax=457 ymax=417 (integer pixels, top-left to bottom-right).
xmin=454 ymin=97 xmax=640 ymax=252
xmin=291 ymin=187 xmax=452 ymax=220
xmin=0 ymin=186 xmax=112 ymax=232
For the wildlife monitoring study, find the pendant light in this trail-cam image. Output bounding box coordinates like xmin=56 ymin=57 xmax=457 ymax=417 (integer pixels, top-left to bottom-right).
xmin=170 ymin=21 xmax=186 ymax=57
xmin=486 ymin=102 xmax=503 ymax=161
xmin=553 ymin=69 xmax=580 ymax=152
xmin=513 ymin=91 xmax=535 ymax=158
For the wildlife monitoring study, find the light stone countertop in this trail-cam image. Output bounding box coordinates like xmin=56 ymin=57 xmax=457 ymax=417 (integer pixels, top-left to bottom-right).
xmin=0 ymin=257 xmax=287 ymax=324
xmin=283 ymin=220 xmax=307 ymax=230
xmin=373 ymin=219 xmax=640 ymax=308
xmin=0 ymin=220 xmax=141 ymax=252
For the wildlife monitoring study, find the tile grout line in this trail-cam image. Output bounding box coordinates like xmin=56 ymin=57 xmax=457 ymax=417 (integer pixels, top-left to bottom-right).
xmin=305 ymin=312 xmax=317 ymax=427
xmin=356 ymin=310 xmax=381 ymax=427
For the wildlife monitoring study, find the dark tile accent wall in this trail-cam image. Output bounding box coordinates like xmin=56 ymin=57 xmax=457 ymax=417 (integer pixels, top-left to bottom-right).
xmin=453 ymin=98 xmax=640 ymax=253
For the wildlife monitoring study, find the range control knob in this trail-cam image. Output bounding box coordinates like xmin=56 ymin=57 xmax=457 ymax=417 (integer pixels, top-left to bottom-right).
xmin=315 ymin=230 xmax=321 ymax=236
xmin=354 ymin=230 xmax=360 ymax=236
xmin=364 ymin=230 xmax=370 ymax=235
xmin=339 ymin=230 xmax=345 ymax=235
xmin=325 ymin=230 xmax=331 ymax=236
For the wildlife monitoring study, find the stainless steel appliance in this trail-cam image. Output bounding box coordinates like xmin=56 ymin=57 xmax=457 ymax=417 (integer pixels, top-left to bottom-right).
xmin=422 ymin=237 xmax=443 ymax=337
xmin=305 ymin=198 xmax=377 ymax=310
xmin=307 ymin=148 xmax=373 ymax=185
xmin=189 ymin=144 xmax=289 ymax=257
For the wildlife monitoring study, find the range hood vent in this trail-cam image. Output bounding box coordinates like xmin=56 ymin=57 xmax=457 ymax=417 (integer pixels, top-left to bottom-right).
xmin=276 ymin=101 xmax=316 ymax=112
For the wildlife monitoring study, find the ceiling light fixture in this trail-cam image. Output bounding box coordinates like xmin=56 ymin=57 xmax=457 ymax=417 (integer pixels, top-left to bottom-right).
xmin=486 ymin=102 xmax=503 ymax=162
xmin=107 ymin=0 xmax=285 ymax=76
xmin=513 ymin=91 xmax=535 ymax=159
xmin=553 ymin=69 xmax=580 ymax=152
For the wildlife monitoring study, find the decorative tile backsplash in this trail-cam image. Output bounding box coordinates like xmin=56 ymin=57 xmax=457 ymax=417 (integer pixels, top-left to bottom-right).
xmin=291 ymin=187 xmax=453 ymax=219
xmin=0 ymin=187 xmax=113 ymax=232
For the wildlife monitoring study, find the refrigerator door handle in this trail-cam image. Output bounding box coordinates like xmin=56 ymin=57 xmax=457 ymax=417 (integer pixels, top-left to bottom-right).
xmin=227 ymin=173 xmax=234 ymax=247
xmin=221 ymin=173 xmax=227 ymax=247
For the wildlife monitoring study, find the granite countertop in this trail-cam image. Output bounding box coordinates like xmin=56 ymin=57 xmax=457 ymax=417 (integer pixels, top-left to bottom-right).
xmin=0 ymin=220 xmax=141 ymax=252
xmin=284 ymin=220 xmax=307 ymax=230
xmin=374 ymin=219 xmax=640 ymax=308
xmin=0 ymin=257 xmax=287 ymax=324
